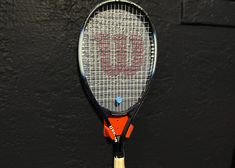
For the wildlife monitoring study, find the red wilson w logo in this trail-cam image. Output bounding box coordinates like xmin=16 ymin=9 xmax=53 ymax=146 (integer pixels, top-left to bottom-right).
xmin=95 ymin=33 xmax=144 ymax=76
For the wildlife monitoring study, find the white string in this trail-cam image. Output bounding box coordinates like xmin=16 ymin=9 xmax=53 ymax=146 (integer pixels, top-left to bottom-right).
xmin=82 ymin=3 xmax=155 ymax=113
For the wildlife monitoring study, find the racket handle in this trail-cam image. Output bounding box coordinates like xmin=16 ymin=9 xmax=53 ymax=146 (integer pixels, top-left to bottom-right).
xmin=114 ymin=157 xmax=125 ymax=168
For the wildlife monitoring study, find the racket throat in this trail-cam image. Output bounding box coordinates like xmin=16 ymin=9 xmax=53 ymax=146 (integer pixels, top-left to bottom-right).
xmin=113 ymin=141 xmax=125 ymax=158
xmin=103 ymin=116 xmax=134 ymax=140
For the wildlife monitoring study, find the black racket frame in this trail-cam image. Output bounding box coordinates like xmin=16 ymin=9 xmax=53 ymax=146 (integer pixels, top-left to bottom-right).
xmin=78 ymin=0 xmax=157 ymax=158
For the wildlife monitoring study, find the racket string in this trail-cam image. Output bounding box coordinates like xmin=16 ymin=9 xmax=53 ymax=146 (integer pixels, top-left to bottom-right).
xmin=82 ymin=3 xmax=155 ymax=113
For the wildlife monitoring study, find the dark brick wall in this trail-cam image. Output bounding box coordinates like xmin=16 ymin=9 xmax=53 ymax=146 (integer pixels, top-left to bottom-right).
xmin=0 ymin=0 xmax=234 ymax=168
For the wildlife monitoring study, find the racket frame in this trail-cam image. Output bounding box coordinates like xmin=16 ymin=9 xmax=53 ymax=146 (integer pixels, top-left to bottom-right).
xmin=78 ymin=0 xmax=157 ymax=160
xmin=78 ymin=0 xmax=157 ymax=116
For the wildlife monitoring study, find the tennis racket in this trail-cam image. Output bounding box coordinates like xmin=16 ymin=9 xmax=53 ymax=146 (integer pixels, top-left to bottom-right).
xmin=78 ymin=1 xmax=157 ymax=167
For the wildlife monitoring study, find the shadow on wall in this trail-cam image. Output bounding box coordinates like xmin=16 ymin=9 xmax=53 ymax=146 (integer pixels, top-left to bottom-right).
xmin=231 ymin=147 xmax=235 ymax=168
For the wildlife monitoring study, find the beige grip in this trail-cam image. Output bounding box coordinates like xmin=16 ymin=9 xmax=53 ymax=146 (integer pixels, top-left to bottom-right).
xmin=114 ymin=157 xmax=125 ymax=168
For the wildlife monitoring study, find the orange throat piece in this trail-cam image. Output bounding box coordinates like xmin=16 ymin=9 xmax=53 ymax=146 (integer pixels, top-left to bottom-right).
xmin=103 ymin=115 xmax=134 ymax=140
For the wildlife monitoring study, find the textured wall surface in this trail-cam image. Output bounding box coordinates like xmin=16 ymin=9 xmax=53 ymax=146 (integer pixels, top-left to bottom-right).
xmin=0 ymin=0 xmax=235 ymax=168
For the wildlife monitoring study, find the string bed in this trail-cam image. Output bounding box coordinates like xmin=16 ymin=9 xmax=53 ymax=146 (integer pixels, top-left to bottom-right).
xmin=81 ymin=3 xmax=155 ymax=113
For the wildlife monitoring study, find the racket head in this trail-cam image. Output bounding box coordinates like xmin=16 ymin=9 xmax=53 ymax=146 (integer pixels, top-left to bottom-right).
xmin=78 ymin=0 xmax=157 ymax=116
